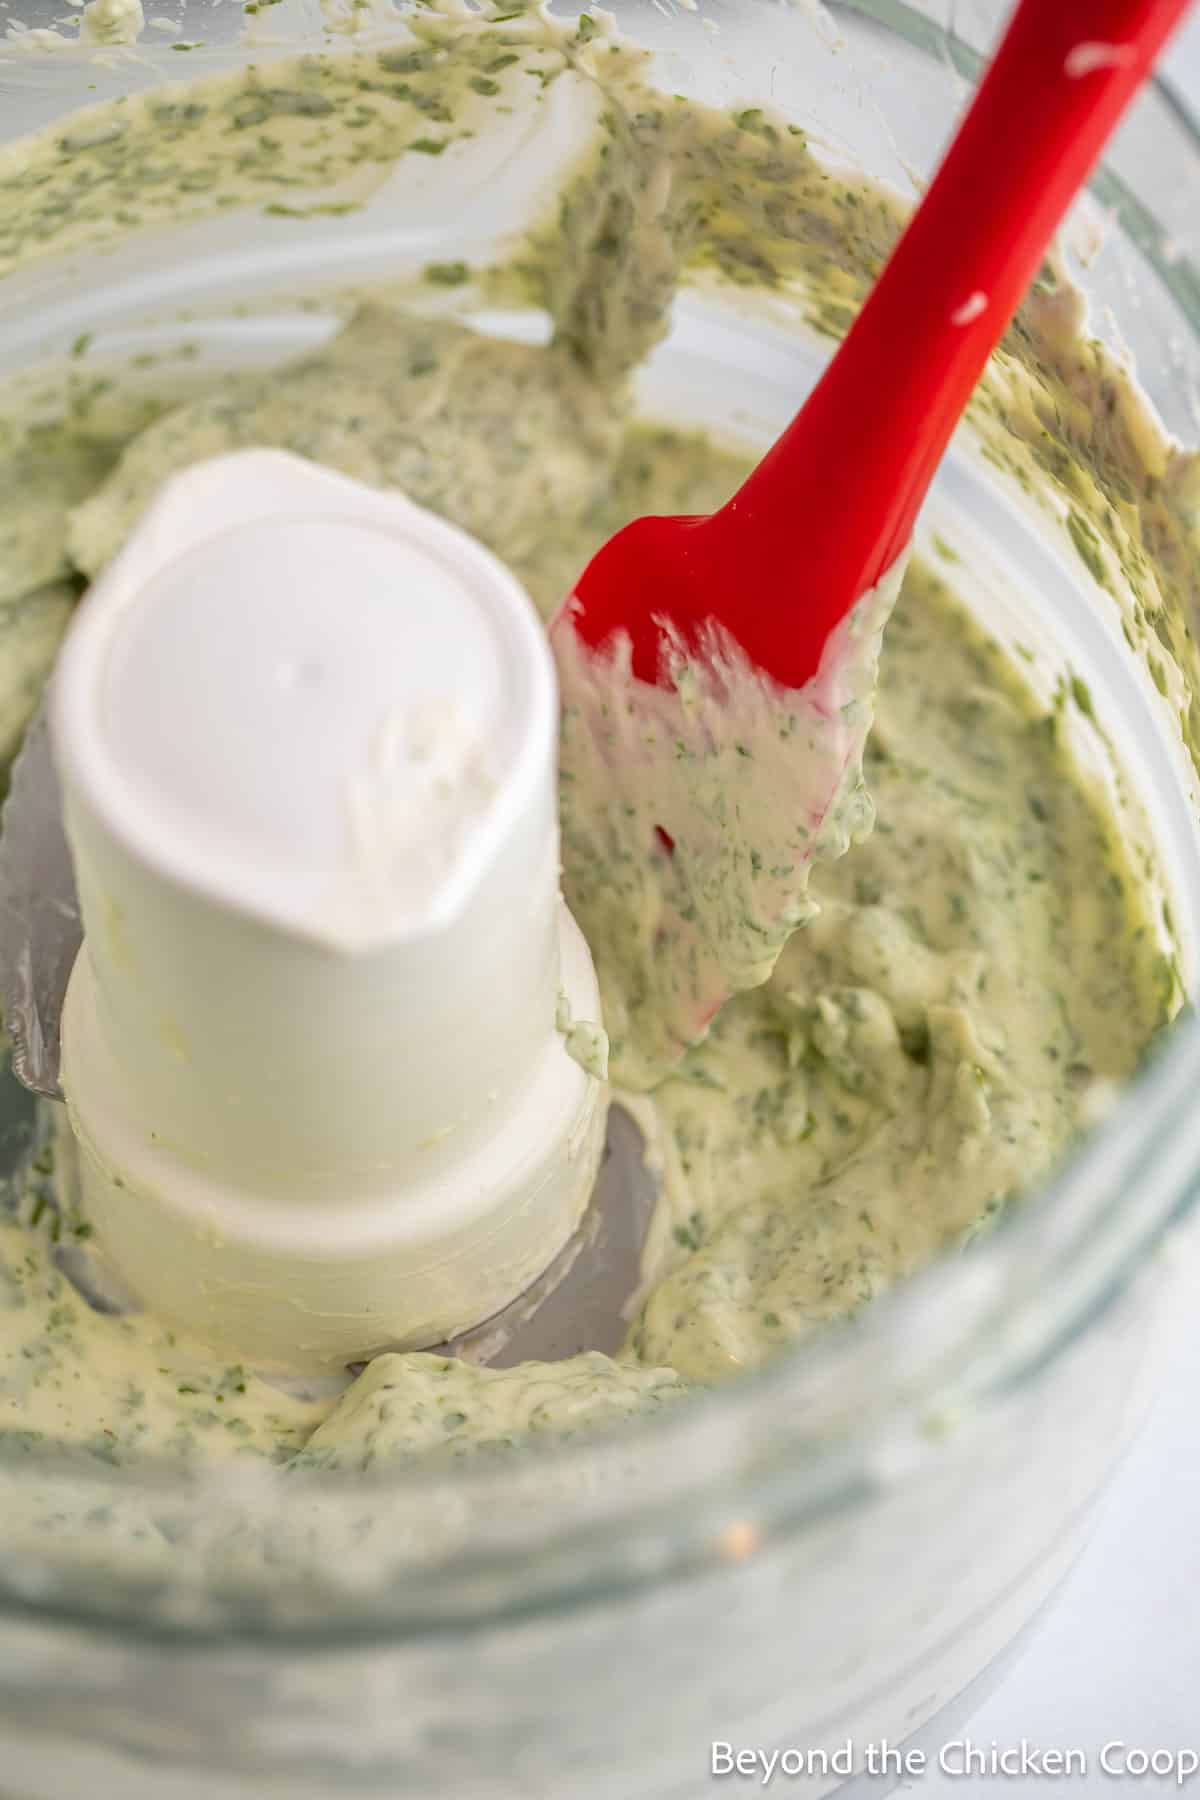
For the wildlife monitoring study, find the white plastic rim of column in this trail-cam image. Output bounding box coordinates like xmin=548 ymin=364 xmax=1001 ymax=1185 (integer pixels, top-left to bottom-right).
xmin=52 ymin=448 xmax=555 ymax=952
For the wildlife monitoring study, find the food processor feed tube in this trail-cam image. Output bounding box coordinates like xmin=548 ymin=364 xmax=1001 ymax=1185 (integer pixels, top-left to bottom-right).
xmin=51 ymin=450 xmax=608 ymax=1374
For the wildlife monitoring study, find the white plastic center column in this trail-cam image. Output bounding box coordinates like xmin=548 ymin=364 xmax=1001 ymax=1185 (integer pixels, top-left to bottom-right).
xmin=53 ymin=450 xmax=607 ymax=1372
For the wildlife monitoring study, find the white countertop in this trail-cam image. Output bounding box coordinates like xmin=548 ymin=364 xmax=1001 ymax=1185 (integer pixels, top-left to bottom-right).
xmin=907 ymin=1299 xmax=1200 ymax=1795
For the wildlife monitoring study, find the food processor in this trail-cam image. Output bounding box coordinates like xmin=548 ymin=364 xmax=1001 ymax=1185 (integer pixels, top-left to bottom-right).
xmin=1 ymin=1 xmax=1199 ymax=1796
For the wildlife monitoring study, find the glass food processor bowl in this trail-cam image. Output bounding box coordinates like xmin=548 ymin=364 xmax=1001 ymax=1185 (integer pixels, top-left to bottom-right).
xmin=1 ymin=2 xmax=1200 ymax=1795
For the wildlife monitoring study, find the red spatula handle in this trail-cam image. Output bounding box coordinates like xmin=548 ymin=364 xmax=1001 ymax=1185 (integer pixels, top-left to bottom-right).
xmin=711 ymin=0 xmax=1191 ymax=688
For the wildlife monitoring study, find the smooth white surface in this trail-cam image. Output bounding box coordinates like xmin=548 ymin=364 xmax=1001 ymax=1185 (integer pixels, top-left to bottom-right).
xmin=103 ymin=519 xmax=507 ymax=914
xmin=1167 ymin=9 xmax=1200 ymax=114
xmin=900 ymin=1286 xmax=1200 ymax=1794
xmin=56 ymin=449 xmax=554 ymax=950
xmin=54 ymin=451 xmax=609 ymax=1369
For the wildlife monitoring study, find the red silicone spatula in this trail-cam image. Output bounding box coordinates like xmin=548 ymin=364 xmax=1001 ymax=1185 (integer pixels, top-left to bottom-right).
xmin=555 ymin=0 xmax=1190 ymax=1089
xmin=563 ymin=0 xmax=1190 ymax=690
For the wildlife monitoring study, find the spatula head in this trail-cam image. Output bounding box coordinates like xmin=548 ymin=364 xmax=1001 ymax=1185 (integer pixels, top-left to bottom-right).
xmin=553 ymin=561 xmax=901 ymax=1092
